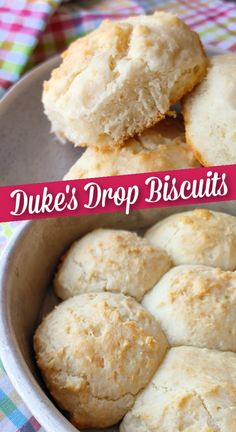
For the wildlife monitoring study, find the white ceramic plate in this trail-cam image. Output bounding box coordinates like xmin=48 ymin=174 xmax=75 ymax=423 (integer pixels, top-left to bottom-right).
xmin=0 ymin=45 xmax=223 ymax=186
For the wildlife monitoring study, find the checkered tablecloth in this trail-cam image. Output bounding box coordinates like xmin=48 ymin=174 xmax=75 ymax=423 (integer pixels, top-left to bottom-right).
xmin=1 ymin=0 xmax=236 ymax=430
xmin=2 ymin=0 xmax=236 ymax=97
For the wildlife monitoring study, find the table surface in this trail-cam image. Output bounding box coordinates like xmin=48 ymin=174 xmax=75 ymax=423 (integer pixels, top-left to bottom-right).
xmin=1 ymin=0 xmax=236 ymax=430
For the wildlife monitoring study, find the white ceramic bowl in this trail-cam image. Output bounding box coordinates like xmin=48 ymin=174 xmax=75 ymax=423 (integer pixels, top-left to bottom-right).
xmin=0 ymin=203 xmax=236 ymax=432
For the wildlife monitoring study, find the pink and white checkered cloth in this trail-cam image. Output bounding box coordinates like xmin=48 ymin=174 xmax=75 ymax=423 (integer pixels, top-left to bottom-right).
xmin=1 ymin=0 xmax=236 ymax=98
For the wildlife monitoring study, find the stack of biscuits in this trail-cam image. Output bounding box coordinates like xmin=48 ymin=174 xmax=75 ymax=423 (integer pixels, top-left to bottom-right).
xmin=34 ymin=208 xmax=236 ymax=431
xmin=42 ymin=11 xmax=236 ymax=175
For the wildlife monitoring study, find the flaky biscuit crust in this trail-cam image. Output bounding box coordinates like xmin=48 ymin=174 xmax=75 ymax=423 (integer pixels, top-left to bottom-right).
xmin=183 ymin=54 xmax=236 ymax=166
xmin=54 ymin=229 xmax=172 ymax=301
xmin=42 ymin=12 xmax=208 ymax=148
xmin=143 ymin=265 xmax=236 ymax=351
xmin=34 ymin=293 xmax=168 ymax=429
xmin=145 ymin=209 xmax=236 ymax=270
xmin=64 ymin=118 xmax=200 ymax=180
xmin=121 ymin=346 xmax=236 ymax=432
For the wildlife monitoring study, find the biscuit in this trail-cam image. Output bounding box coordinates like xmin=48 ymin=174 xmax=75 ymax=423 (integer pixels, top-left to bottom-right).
xmin=120 ymin=346 xmax=236 ymax=432
xmin=42 ymin=12 xmax=207 ymax=149
xmin=34 ymin=292 xmax=168 ymax=429
xmin=143 ymin=265 xmax=236 ymax=351
xmin=145 ymin=209 xmax=236 ymax=270
xmin=54 ymin=229 xmax=171 ymax=301
xmin=63 ymin=118 xmax=200 ymax=179
xmin=183 ymin=54 xmax=236 ymax=166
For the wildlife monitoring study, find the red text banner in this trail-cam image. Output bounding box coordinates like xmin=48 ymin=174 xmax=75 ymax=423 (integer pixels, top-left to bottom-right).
xmin=0 ymin=165 xmax=235 ymax=222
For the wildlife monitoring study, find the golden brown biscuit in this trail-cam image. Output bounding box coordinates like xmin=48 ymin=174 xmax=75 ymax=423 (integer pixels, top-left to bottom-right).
xmin=64 ymin=118 xmax=200 ymax=179
xmin=54 ymin=229 xmax=172 ymax=301
xmin=43 ymin=12 xmax=207 ymax=148
xmin=120 ymin=346 xmax=236 ymax=432
xmin=183 ymin=54 xmax=236 ymax=166
xmin=145 ymin=209 xmax=236 ymax=270
xmin=143 ymin=265 xmax=236 ymax=351
xmin=34 ymin=293 xmax=168 ymax=429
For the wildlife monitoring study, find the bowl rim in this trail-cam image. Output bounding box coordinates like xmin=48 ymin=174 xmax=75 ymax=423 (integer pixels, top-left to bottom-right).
xmin=0 ymin=220 xmax=78 ymax=432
